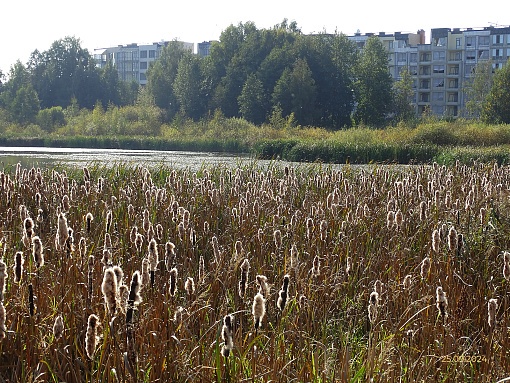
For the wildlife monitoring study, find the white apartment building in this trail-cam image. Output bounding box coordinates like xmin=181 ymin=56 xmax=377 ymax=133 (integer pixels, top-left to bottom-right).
xmin=94 ymin=41 xmax=193 ymax=86
xmin=348 ymin=26 xmax=510 ymax=117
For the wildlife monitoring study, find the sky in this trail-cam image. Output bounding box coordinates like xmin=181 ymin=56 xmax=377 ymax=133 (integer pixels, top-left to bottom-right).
xmin=1 ymin=0 xmax=507 ymax=76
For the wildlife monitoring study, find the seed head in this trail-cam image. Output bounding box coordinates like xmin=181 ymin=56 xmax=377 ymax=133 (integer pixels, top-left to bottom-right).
xmin=436 ymin=286 xmax=448 ymax=318
xmin=85 ymin=314 xmax=99 ymax=359
xmin=488 ymin=298 xmax=498 ymax=328
xmin=252 ymin=292 xmax=266 ymax=330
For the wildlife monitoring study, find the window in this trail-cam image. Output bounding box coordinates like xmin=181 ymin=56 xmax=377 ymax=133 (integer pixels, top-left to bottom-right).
xmin=149 ymin=50 xmax=156 ymax=58
xmin=432 ymin=92 xmax=444 ymax=101
xmin=419 ymin=93 xmax=430 ymax=102
xmin=419 ymin=79 xmax=430 ymax=89
xmin=433 ymin=78 xmax=444 ymax=87
xmin=466 ymin=36 xmax=475 ymax=47
xmin=493 ymin=35 xmax=503 ymax=45
xmin=449 ymin=65 xmax=459 ymax=75
xmin=464 ymin=64 xmax=475 ymax=75
xmin=449 ymin=52 xmax=462 ymax=61
xmin=140 ymin=72 xmax=147 ymax=81
xmin=456 ymin=38 xmax=461 ymax=48
xmin=420 ymin=52 xmax=431 ymax=61
xmin=433 ymin=51 xmax=445 ymax=61
xmin=397 ymin=52 xmax=407 ymax=62
xmin=466 ymin=52 xmax=476 ymax=61
xmin=448 ymin=79 xmax=459 ymax=88
xmin=140 ymin=61 xmax=148 ymax=70
xmin=448 ymin=93 xmax=458 ymax=102
xmin=479 ymin=36 xmax=489 ymax=46
xmin=446 ymin=105 xmax=458 ymax=116
xmin=140 ymin=50 xmax=147 ymax=58
xmin=388 ymin=41 xmax=394 ymax=49
xmin=434 ymin=37 xmax=446 ymax=47
xmin=433 ymin=65 xmax=445 ymax=74
xmin=397 ymin=40 xmax=406 ymax=48
xmin=410 ymin=53 xmax=417 ymax=62
xmin=478 ymin=50 xmax=489 ymax=59
xmin=492 ymin=49 xmax=503 ymax=59
xmin=410 ymin=65 xmax=418 ymax=75
xmin=420 ymin=66 xmax=430 ymax=75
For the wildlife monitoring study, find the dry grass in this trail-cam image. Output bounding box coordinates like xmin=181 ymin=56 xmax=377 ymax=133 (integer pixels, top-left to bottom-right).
xmin=0 ymin=161 xmax=509 ymax=382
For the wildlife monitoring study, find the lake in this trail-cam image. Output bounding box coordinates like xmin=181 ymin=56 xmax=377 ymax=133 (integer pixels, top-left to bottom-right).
xmin=0 ymin=146 xmax=258 ymax=171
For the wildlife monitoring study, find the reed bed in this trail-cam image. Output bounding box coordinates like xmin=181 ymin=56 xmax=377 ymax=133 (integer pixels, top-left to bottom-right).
xmin=0 ymin=161 xmax=509 ymax=382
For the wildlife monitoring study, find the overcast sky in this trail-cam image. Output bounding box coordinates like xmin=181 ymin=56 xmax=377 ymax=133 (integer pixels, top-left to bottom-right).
xmin=1 ymin=0 xmax=507 ymax=75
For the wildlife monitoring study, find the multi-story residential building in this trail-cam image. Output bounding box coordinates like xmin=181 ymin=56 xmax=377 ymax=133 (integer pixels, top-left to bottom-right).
xmin=94 ymin=41 xmax=193 ymax=86
xmin=349 ymin=26 xmax=510 ymax=118
xmin=197 ymin=41 xmax=217 ymax=57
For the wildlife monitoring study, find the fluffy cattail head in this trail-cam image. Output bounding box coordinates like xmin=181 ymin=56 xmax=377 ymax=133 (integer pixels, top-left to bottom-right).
xmin=14 ymin=251 xmax=24 ymax=283
xmin=85 ymin=213 xmax=93 ymax=233
xmin=436 ymin=286 xmax=448 ymax=318
xmin=169 ymin=267 xmax=178 ymax=296
xmin=368 ymin=291 xmax=379 ymax=324
xmin=252 ymin=292 xmax=266 ymax=330
xmin=185 ymin=277 xmax=195 ymax=297
xmin=32 ymin=236 xmax=44 ymax=268
xmin=488 ymin=298 xmax=498 ymax=328
xmin=238 ymin=258 xmax=250 ymax=299
xmin=432 ymin=229 xmax=440 ymax=253
xmin=85 ymin=314 xmax=99 ymax=359
xmin=221 ymin=314 xmax=234 ymax=358
xmin=503 ymin=251 xmax=510 ymax=281
xmin=395 ymin=210 xmax=403 ymax=228
xmin=148 ymin=238 xmax=159 ymax=272
xmin=420 ymin=257 xmax=431 ymax=280
xmin=312 ymin=255 xmax=320 ymax=277
xmin=101 ymin=268 xmax=118 ymax=317
xmin=277 ymin=274 xmax=290 ymax=311
xmin=386 ymin=211 xmax=395 ymax=229
xmin=448 ymin=227 xmax=458 ymax=252
xmin=256 ymin=275 xmax=270 ymax=297
xmin=0 ymin=301 xmax=5 ymax=339
xmin=403 ymin=274 xmax=412 ymax=289
xmin=53 ymin=315 xmax=64 ymax=339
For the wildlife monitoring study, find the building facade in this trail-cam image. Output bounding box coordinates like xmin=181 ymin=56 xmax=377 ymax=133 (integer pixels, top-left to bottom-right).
xmin=94 ymin=41 xmax=193 ymax=86
xmin=348 ymin=26 xmax=510 ymax=117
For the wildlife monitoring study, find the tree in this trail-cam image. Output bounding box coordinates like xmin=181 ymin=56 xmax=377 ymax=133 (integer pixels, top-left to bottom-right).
xmin=146 ymin=40 xmax=187 ymax=120
xmin=238 ymin=73 xmax=268 ymax=124
xmin=173 ymin=52 xmax=205 ymax=120
xmin=482 ymin=62 xmax=510 ymax=124
xmin=354 ymin=36 xmax=393 ymax=127
xmin=272 ymin=58 xmax=317 ymax=126
xmin=10 ymin=84 xmax=40 ymax=124
xmin=464 ymin=60 xmax=493 ymax=118
xmin=392 ymin=67 xmax=415 ymax=123
xmin=29 ymin=37 xmax=102 ymax=109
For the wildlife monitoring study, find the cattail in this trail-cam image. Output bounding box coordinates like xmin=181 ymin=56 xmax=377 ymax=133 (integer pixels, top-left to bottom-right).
xmin=374 ymin=280 xmax=383 ymax=296
xmin=169 ymin=267 xmax=178 ymax=297
xmin=290 ymin=243 xmax=299 ymax=269
xmin=221 ymin=314 xmax=234 ymax=358
xmin=256 ymin=275 xmax=270 ymax=297
xmin=66 ymin=228 xmax=75 ymax=257
xmin=488 ymin=298 xmax=498 ymax=328
xmin=238 ymin=258 xmax=249 ymax=299
xmin=502 ymin=251 xmax=510 ymax=281
xmin=211 ymin=236 xmax=220 ymax=262
xmin=28 ymin=283 xmax=35 ymax=316
xmin=56 ymin=212 xmax=69 ymax=250
xmin=419 ymin=201 xmax=427 ymax=221
xmin=234 ymin=240 xmax=243 ymax=258
xmin=35 ymin=192 xmax=41 ymax=207
xmin=148 ymin=238 xmax=159 ymax=287
xmin=274 ymin=229 xmax=282 ymax=248
xmin=311 ymin=255 xmax=320 ymax=277
xmin=431 ymin=229 xmax=440 ymax=253
xmin=36 ymin=208 xmax=44 ymax=223
xmin=101 ymin=249 xmax=112 ymax=267
xmin=85 ymin=314 xmax=99 ymax=359
xmin=53 ymin=315 xmax=64 ymax=339
xmin=448 ymin=227 xmax=458 ymax=252
xmin=403 ymin=274 xmax=412 ymax=289
xmin=135 ymin=233 xmax=144 ymax=252
xmin=62 ymin=194 xmax=70 ymax=212
xmin=32 ymin=236 xmax=44 ymax=268
xmin=0 ymin=259 xmax=7 ymax=300
xmin=346 ymin=256 xmax=352 ymax=276
xmin=141 ymin=258 xmax=150 ymax=287
xmin=79 ymin=237 xmax=87 ymax=259
xmin=252 ymin=292 xmax=266 ymax=330
xmin=386 ymin=211 xmax=395 ymax=229
xmin=85 ymin=213 xmax=93 ymax=234
xmin=130 ymin=226 xmax=138 ymax=244
xmin=198 ymin=255 xmax=205 ymax=283
xmin=87 ymin=255 xmax=94 ymax=303
xmin=126 ymin=271 xmax=143 ymax=326
xmin=277 ymin=274 xmax=290 ymax=311
xmin=0 ymin=301 xmax=5 ymax=339
xmin=319 ymin=220 xmax=328 ymax=241
xmin=436 ymin=286 xmax=448 ymax=318
xmin=23 ymin=217 xmax=35 ymax=247
xmin=306 ymin=217 xmax=314 ymax=239
xmin=14 ymin=251 xmax=24 ymax=283
xmin=156 ymin=224 xmax=164 ymax=240
xmin=368 ymin=291 xmax=379 ymax=325
xmin=101 ymin=268 xmax=118 ymax=317
xmin=83 ymin=166 xmax=90 ymax=182
xmin=395 ymin=209 xmax=403 ymax=228
xmin=119 ymin=284 xmax=129 ymax=314
xmin=165 ymin=242 xmax=176 ymax=271
xmin=185 ymin=277 xmax=195 ymax=297
xmin=173 ymin=306 xmax=184 ymax=327
xmin=420 ymin=257 xmax=431 ymax=280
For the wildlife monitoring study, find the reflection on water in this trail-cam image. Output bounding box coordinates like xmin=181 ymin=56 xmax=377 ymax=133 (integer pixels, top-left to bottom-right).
xmin=0 ymin=147 xmax=256 ymax=171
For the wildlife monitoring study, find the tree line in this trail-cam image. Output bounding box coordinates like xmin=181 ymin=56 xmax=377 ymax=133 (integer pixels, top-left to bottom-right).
xmin=0 ymin=20 xmax=509 ymax=135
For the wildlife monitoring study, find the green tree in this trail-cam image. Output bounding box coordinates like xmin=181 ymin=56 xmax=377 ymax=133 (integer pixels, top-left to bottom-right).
xmin=482 ymin=62 xmax=510 ymax=124
xmin=464 ymin=60 xmax=493 ymax=118
xmin=272 ymin=58 xmax=317 ymax=126
xmin=354 ymin=36 xmax=393 ymax=127
xmin=10 ymin=84 xmax=40 ymax=124
xmin=29 ymin=37 xmax=102 ymax=109
xmin=173 ymin=52 xmax=205 ymax=120
xmin=238 ymin=73 xmax=268 ymax=124
xmin=36 ymin=106 xmax=65 ymax=132
xmin=392 ymin=67 xmax=415 ymax=123
xmin=146 ymin=40 xmax=187 ymax=120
